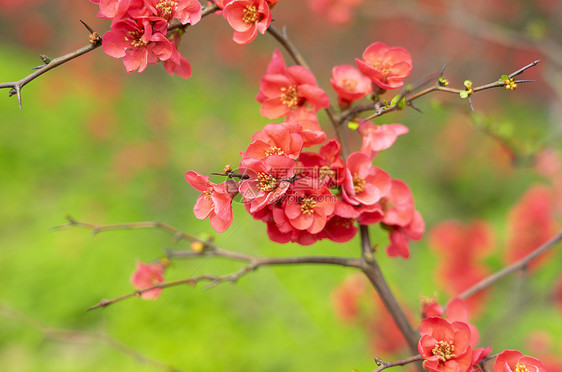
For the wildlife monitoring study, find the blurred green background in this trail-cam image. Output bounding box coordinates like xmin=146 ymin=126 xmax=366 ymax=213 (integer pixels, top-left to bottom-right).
xmin=1 ymin=1 xmax=561 ymax=371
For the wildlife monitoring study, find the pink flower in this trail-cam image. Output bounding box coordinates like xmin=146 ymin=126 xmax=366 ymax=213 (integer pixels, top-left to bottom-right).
xmin=283 ymin=186 xmax=336 ymax=234
xmin=285 ymin=108 xmax=327 ymax=147
xmin=223 ymin=0 xmax=271 ymax=45
xmin=243 ymin=122 xmax=305 ymax=161
xmin=144 ymin=0 xmax=202 ymax=24
xmin=162 ymin=32 xmax=192 ymax=78
xmin=384 ymin=212 xmax=424 ymax=259
xmin=342 ymin=151 xmax=391 ymax=206
xmin=102 ymin=18 xmax=173 ymax=73
xmin=358 ymin=122 xmax=409 ymax=159
xmin=257 ymin=50 xmax=330 ymax=119
xmin=130 ymin=261 xmax=166 ymax=299
xmin=494 ymin=350 xmax=546 ymax=372
xmin=419 ymin=317 xmax=474 ymax=372
xmin=319 ymin=215 xmax=358 ymax=243
xmin=238 ymin=155 xmax=295 ymax=213
xmin=330 ymin=64 xmax=372 ymax=108
xmin=299 ymin=139 xmax=345 ymax=188
xmin=355 ymin=41 xmax=412 ymax=90
xmin=90 ymin=0 xmax=132 ymax=20
xmin=185 ymin=171 xmax=237 ymax=232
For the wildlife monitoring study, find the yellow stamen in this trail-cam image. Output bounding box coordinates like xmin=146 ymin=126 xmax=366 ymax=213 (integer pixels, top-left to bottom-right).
xmin=300 ymin=197 xmax=317 ymax=215
xmin=257 ymin=172 xmax=278 ymax=192
xmin=155 ymin=0 xmax=178 ymax=18
xmin=265 ymin=146 xmax=285 ymax=157
xmin=243 ymin=5 xmax=261 ymax=23
xmin=353 ymin=174 xmax=366 ymax=194
xmin=280 ymin=86 xmax=299 ymax=108
xmin=432 ymin=340 xmax=455 ymax=363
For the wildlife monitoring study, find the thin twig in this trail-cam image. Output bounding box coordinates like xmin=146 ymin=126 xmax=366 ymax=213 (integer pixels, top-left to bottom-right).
xmin=88 ymin=254 xmax=361 ymax=310
xmin=372 ymin=354 xmax=424 ymax=372
xmin=457 ymin=229 xmax=562 ymax=300
xmin=0 ymin=40 xmax=101 ymax=108
xmin=53 ymin=216 xmax=361 ymax=309
xmin=0 ymin=304 xmax=183 ymax=372
xmin=340 ymin=60 xmax=540 ymax=124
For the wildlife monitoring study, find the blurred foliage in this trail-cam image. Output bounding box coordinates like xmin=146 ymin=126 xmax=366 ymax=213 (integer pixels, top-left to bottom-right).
xmin=1 ymin=1 xmax=561 ymax=371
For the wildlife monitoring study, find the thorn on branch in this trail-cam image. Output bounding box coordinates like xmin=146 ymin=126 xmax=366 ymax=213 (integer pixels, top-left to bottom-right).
xmin=80 ymin=20 xmax=95 ymax=34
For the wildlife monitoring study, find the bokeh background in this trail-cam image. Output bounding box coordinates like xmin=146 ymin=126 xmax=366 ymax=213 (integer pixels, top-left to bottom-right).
xmin=0 ymin=0 xmax=561 ymax=371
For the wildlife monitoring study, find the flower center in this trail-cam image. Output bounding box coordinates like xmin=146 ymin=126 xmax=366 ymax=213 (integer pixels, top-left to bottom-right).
xmin=342 ymin=78 xmax=357 ymax=91
xmin=204 ymin=188 xmax=213 ymax=199
xmin=156 ymin=0 xmax=178 ymax=19
xmin=243 ymin=5 xmax=262 ymax=23
xmin=257 ymin=172 xmax=278 ymax=192
xmin=265 ymin=146 xmax=285 ymax=157
xmin=300 ymin=196 xmax=317 ymax=215
xmin=515 ymin=363 xmax=529 ymax=372
xmin=127 ymin=30 xmax=147 ymax=47
xmin=353 ymin=174 xmax=366 ymax=194
xmin=432 ymin=340 xmax=455 ymax=363
xmin=280 ymin=86 xmax=300 ymax=108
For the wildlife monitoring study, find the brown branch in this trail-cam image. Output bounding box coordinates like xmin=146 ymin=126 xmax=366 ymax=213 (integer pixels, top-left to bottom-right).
xmin=372 ymin=354 xmax=424 ymax=372
xmin=457 ymin=229 xmax=562 ymax=300
xmin=0 ymin=303 xmax=183 ymax=372
xmin=266 ymin=25 xmax=349 ymax=157
xmin=53 ymin=216 xmax=361 ymax=309
xmin=88 ymin=254 xmax=361 ymax=310
xmin=359 ymin=226 xmax=421 ymax=360
xmin=339 ymin=60 xmax=540 ymax=124
xmin=0 ymin=40 xmax=101 ymax=109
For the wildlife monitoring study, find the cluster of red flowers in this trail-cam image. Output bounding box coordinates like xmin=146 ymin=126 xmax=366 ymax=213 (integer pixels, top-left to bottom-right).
xmin=185 ymin=43 xmax=423 ymax=258
xmin=420 ymin=297 xmax=546 ymax=372
xmin=90 ymin=0 xmax=202 ymax=77
xmin=92 ymin=0 xmax=284 ymax=76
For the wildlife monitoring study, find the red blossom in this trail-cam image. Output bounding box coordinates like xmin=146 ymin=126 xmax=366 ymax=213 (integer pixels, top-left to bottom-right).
xmin=330 ymin=64 xmax=372 ymax=108
xmin=419 ymin=317 xmax=474 ymax=372
xmin=257 ymin=50 xmax=330 ymax=119
xmin=144 ymin=0 xmax=202 ymax=24
xmin=299 ymin=139 xmax=345 ymax=188
xmin=342 ymin=151 xmax=391 ymax=206
xmin=355 ymin=41 xmax=412 ymax=90
xmin=243 ymin=122 xmax=305 ymax=161
xmin=90 ymin=0 xmax=132 ymax=20
xmin=130 ymin=261 xmax=166 ymax=299
xmin=494 ymin=350 xmax=546 ymax=372
xmin=238 ymin=155 xmax=295 ymax=213
xmin=184 ymin=171 xmax=237 ymax=232
xmin=223 ymin=0 xmax=271 ymax=45
xmin=372 ymin=179 xmax=424 ymax=259
xmin=285 ymin=108 xmax=327 ymax=147
xmin=162 ymin=32 xmax=192 ymax=78
xmin=102 ymin=17 xmax=173 ymax=73
xmin=358 ymin=122 xmax=409 ymax=159
xmin=283 ymin=186 xmax=336 ymax=234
